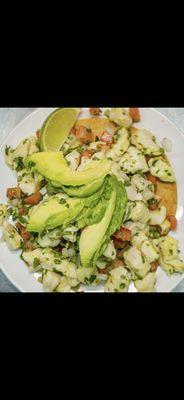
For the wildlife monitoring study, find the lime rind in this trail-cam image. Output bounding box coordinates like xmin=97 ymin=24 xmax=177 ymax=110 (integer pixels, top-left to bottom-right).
xmin=40 ymin=108 xmax=81 ymax=151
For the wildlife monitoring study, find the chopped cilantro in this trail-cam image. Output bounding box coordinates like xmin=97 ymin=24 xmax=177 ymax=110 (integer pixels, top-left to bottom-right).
xmin=18 ymin=216 xmax=27 ymax=224
xmin=5 ymin=145 xmax=11 ymax=155
xmin=147 ymin=184 xmax=153 ymax=191
xmin=147 ymin=198 xmax=157 ymax=205
xmin=120 ymin=282 xmax=126 ymax=289
xmin=71 ymin=284 xmax=80 ymax=292
xmin=59 ymin=198 xmax=67 ymax=205
xmin=14 ymin=157 xmax=24 ymax=172
xmin=85 ymin=275 xmax=96 ymax=284
xmin=114 ymin=132 xmax=120 ymax=143
xmin=33 ymin=258 xmax=41 ymax=268
xmin=54 ymin=259 xmax=62 ymax=264
xmin=27 ymin=161 xmax=36 ymax=169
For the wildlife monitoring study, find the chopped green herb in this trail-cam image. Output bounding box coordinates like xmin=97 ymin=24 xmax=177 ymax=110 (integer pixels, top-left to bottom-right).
xmin=120 ymin=282 xmax=126 ymax=289
xmin=72 ymin=284 xmax=80 ymax=292
xmin=5 ymin=145 xmax=11 ymax=155
xmin=85 ymin=275 xmax=96 ymax=284
xmin=18 ymin=216 xmax=27 ymax=224
xmin=0 ymin=210 xmax=4 ymax=216
xmin=9 ymin=234 xmax=15 ymax=239
xmin=147 ymin=184 xmax=153 ymax=191
xmin=59 ymin=198 xmax=67 ymax=205
xmin=14 ymin=157 xmax=24 ymax=172
xmin=54 ymin=259 xmax=62 ymax=264
xmin=27 ymin=161 xmax=36 ymax=169
xmin=152 ymin=159 xmax=158 ymax=167
xmin=114 ymin=132 xmax=120 ymax=143
xmin=147 ymin=198 xmax=157 ymax=205
xmin=33 ymin=258 xmax=41 ymax=268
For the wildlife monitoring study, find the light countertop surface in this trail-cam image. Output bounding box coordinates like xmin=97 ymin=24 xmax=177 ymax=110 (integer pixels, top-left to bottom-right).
xmin=0 ymin=108 xmax=184 ymax=292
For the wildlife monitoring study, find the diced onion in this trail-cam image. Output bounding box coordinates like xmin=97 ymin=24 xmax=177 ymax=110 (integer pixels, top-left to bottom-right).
xmin=161 ymin=138 xmax=172 ymax=152
xmin=40 ymin=187 xmax=47 ymax=196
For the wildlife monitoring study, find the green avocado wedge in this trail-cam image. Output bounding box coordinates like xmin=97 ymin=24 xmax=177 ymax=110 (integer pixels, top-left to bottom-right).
xmin=79 ymin=178 xmax=117 ymax=267
xmin=25 ymin=152 xmax=111 ymax=187
xmin=27 ymin=197 xmax=85 ymax=233
xmin=92 ymin=177 xmax=127 ymax=266
xmin=61 ymin=177 xmax=105 ymax=197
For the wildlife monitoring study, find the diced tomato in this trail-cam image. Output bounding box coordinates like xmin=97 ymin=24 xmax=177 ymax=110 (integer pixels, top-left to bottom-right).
xmin=129 ymin=108 xmax=141 ymax=122
xmin=146 ymin=172 xmax=157 ymax=186
xmin=89 ymin=108 xmax=101 ymax=116
xmin=150 ymin=261 xmax=159 ymax=272
xmin=113 ymin=227 xmax=132 ymax=242
xmin=7 ymin=187 xmax=22 ymax=200
xmin=70 ymin=125 xmax=76 ymax=135
xmin=167 ymin=215 xmax=177 ymax=231
xmin=19 ymin=207 xmax=27 ymax=216
xmin=36 ymin=129 xmax=40 ymax=140
xmin=112 ymin=258 xmax=124 ymax=268
xmin=113 ymin=239 xmax=129 ymax=249
xmin=80 ymin=149 xmax=95 ymax=159
xmin=16 ymin=222 xmax=31 ymax=243
xmin=54 ymin=245 xmax=62 ymax=253
xmin=98 ymin=266 xmax=113 ymax=275
xmin=75 ymin=125 xmax=94 ymax=144
xmin=24 ymin=191 xmax=42 ymax=205
xmin=24 ymin=241 xmax=36 ymax=251
xmin=101 ymin=130 xmax=114 ymax=145
xmin=149 ymin=203 xmax=158 ymax=211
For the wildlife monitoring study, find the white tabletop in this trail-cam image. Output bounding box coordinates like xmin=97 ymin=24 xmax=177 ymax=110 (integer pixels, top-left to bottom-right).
xmin=0 ymin=108 xmax=184 ymax=292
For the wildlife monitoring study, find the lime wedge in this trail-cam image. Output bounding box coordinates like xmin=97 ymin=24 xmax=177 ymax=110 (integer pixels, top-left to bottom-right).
xmin=40 ymin=108 xmax=81 ymax=151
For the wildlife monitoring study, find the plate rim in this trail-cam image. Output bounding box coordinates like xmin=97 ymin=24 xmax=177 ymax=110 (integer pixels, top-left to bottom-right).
xmin=0 ymin=107 xmax=184 ymax=292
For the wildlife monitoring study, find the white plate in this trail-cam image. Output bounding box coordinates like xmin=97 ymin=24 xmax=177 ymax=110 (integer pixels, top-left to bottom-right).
xmin=0 ymin=108 xmax=184 ymax=292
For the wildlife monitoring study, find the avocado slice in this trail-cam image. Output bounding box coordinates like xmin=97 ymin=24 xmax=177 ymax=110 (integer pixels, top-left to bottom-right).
xmin=92 ymin=177 xmax=127 ymax=266
xmin=61 ymin=177 xmax=105 ymax=197
xmin=25 ymin=152 xmax=111 ymax=187
xmin=27 ymin=197 xmax=85 ymax=233
xmin=79 ymin=184 xmax=117 ymax=267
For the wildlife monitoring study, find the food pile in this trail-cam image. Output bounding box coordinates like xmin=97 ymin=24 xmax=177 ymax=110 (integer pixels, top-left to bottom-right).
xmin=0 ymin=107 xmax=183 ymax=292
